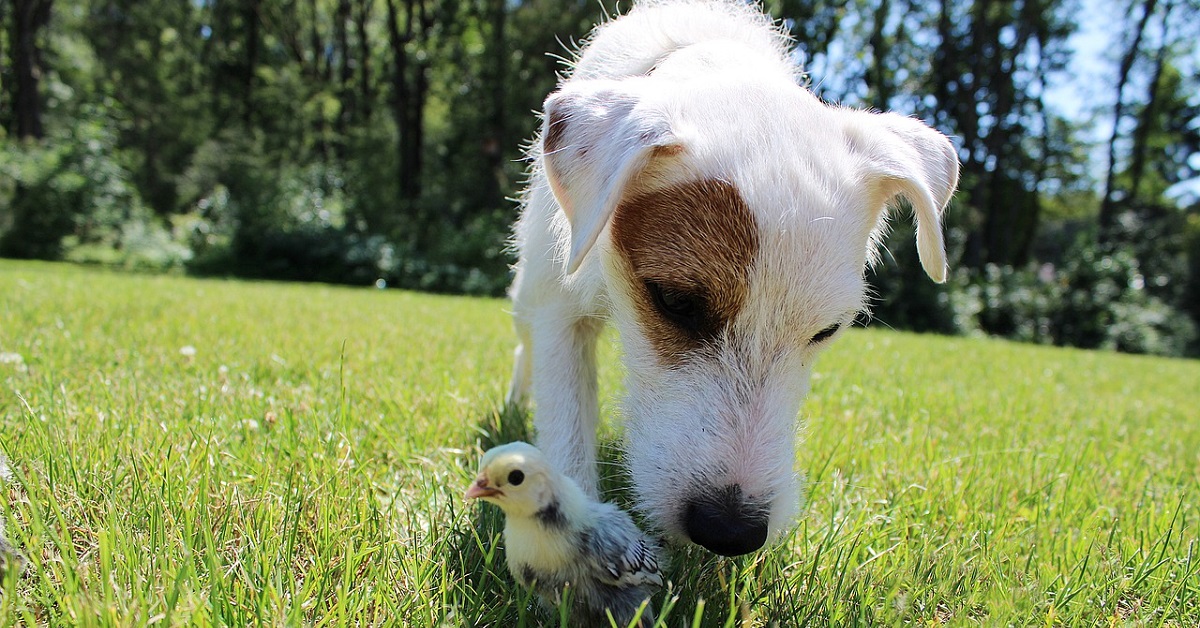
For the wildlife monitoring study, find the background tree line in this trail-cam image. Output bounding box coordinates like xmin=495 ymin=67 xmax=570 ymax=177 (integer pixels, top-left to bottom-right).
xmin=1 ymin=0 xmax=1198 ymax=356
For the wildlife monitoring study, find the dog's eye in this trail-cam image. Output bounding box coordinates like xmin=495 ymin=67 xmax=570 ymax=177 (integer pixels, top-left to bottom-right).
xmin=507 ymin=469 xmax=525 ymax=486
xmin=646 ymin=281 xmax=711 ymax=331
xmin=810 ymin=323 xmax=842 ymax=344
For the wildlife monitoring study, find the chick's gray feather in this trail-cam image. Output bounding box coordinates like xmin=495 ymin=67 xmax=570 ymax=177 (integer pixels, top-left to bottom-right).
xmin=582 ymin=501 xmax=663 ymax=589
xmin=518 ymin=500 xmax=661 ymax=627
xmin=510 ymin=500 xmax=663 ymax=626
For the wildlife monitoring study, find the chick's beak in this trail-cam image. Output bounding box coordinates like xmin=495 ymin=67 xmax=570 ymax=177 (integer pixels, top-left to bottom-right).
xmin=465 ymin=473 xmax=502 ymax=500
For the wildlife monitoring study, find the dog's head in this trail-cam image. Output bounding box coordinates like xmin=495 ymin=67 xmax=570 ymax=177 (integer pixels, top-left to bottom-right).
xmin=541 ymin=76 xmax=958 ymax=556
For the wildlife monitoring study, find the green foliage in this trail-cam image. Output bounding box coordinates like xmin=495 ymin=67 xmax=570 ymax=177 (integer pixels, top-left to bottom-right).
xmin=0 ymin=107 xmax=188 ymax=269
xmin=2 ymin=0 xmax=1199 ymax=349
xmin=868 ymin=218 xmax=1199 ymax=357
xmin=1 ymin=261 xmax=1198 ymax=624
xmin=961 ymin=246 xmax=1197 ymax=356
xmin=0 ymin=140 xmax=77 ymax=259
xmin=172 ymin=129 xmax=511 ymax=295
xmin=864 ymin=217 xmax=969 ymax=335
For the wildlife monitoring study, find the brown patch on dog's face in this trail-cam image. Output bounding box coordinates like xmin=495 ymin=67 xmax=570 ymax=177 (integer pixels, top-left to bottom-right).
xmin=610 ymin=179 xmax=759 ymax=365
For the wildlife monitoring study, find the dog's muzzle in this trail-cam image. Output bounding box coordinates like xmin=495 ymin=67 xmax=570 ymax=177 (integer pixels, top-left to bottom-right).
xmin=682 ymin=484 xmax=769 ymax=556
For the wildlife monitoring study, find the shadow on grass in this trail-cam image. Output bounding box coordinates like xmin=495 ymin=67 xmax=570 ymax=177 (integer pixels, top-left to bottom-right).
xmin=433 ymin=402 xmax=537 ymax=626
xmin=438 ymin=402 xmax=819 ymax=627
xmin=0 ymin=454 xmax=27 ymax=589
xmin=0 ymin=526 xmax=24 ymax=587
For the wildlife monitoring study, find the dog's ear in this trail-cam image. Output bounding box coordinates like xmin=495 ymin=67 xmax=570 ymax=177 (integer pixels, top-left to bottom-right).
xmin=542 ymin=81 xmax=679 ymax=274
xmin=843 ymin=111 xmax=960 ymax=283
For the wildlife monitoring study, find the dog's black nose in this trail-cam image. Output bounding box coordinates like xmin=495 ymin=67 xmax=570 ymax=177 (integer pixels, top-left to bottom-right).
xmin=683 ymin=484 xmax=769 ymax=556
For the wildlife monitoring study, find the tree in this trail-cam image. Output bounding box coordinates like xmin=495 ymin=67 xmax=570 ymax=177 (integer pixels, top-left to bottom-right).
xmin=84 ymin=0 xmax=213 ymax=213
xmin=2 ymin=0 xmax=1195 ymax=351
xmin=384 ymin=0 xmax=435 ymax=203
xmin=1098 ymin=0 xmax=1159 ymax=233
xmin=925 ymin=0 xmax=1075 ymax=268
xmin=6 ymin=0 xmax=52 ymax=140
xmin=1119 ymin=0 xmax=1199 ymax=207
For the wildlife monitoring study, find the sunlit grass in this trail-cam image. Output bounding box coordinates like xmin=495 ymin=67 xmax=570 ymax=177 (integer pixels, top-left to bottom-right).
xmin=1 ymin=259 xmax=1197 ymax=625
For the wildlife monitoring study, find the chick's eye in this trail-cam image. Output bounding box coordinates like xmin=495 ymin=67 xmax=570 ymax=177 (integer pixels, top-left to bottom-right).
xmin=507 ymin=469 xmax=525 ymax=486
xmin=646 ymin=281 xmax=710 ymax=330
xmin=811 ymin=323 xmax=842 ymax=344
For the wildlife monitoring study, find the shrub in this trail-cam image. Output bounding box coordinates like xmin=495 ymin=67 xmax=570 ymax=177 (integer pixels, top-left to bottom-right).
xmin=174 ymin=129 xmax=513 ymax=295
xmin=863 ymin=219 xmax=966 ymax=334
xmin=0 ymin=108 xmax=189 ymax=269
xmin=957 ymin=238 xmax=1197 ymax=357
xmin=965 ymin=263 xmax=1063 ymax=344
xmin=867 ymin=213 xmax=1197 ymax=357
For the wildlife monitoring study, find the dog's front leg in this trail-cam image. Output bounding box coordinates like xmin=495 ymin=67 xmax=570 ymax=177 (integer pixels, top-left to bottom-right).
xmin=528 ymin=310 xmax=603 ymax=497
xmin=506 ymin=316 xmax=533 ymax=407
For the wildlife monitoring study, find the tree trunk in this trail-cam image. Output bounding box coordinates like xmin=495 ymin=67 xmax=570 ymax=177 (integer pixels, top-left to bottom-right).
xmin=980 ymin=0 xmax=1036 ymax=266
xmin=402 ymin=0 xmax=432 ymax=202
xmin=866 ymin=0 xmax=893 ymax=111
xmin=478 ymin=0 xmax=507 ymax=213
xmin=0 ymin=0 xmax=8 ymax=132
xmin=304 ymin=0 xmax=329 ymax=160
xmin=947 ymin=0 xmax=986 ymax=267
xmin=9 ymin=0 xmax=53 ymax=140
xmin=385 ymin=0 xmax=420 ymax=201
xmin=335 ymin=0 xmax=352 ymax=141
xmin=1127 ymin=0 xmax=1174 ymax=204
xmin=242 ymin=0 xmax=260 ymax=126
xmin=308 ymin=0 xmax=323 ymax=79
xmin=1098 ymin=0 xmax=1158 ymax=235
xmin=355 ymin=0 xmax=372 ymax=122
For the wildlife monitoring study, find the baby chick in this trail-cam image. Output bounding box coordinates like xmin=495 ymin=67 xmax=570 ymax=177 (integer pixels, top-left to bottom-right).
xmin=466 ymin=441 xmax=663 ymax=627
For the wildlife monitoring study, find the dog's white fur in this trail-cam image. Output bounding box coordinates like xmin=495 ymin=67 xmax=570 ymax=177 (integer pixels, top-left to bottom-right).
xmin=508 ymin=0 xmax=959 ymax=551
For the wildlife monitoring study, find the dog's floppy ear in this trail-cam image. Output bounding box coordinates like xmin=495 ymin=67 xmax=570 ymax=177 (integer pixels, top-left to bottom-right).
xmin=844 ymin=111 xmax=960 ymax=283
xmin=542 ymin=80 xmax=679 ymax=274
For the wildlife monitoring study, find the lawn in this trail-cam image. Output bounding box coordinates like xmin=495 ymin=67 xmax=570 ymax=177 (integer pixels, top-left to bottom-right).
xmin=1 ymin=259 xmax=1198 ymax=626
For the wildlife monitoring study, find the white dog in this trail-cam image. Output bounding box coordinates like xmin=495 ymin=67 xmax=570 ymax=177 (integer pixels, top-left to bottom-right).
xmin=507 ymin=0 xmax=958 ymax=556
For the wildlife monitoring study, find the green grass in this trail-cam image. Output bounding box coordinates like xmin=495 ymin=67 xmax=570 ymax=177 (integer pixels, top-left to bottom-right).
xmin=1 ymin=259 xmax=1198 ymax=626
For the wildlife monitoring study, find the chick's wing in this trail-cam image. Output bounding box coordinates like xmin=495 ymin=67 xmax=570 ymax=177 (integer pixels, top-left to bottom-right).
xmin=581 ymin=503 xmax=664 ymax=589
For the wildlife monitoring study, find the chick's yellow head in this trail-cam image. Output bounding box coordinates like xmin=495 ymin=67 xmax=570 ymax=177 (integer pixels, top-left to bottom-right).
xmin=466 ymin=441 xmax=554 ymax=518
